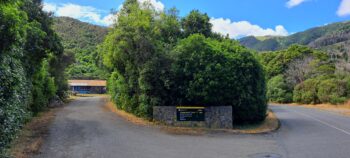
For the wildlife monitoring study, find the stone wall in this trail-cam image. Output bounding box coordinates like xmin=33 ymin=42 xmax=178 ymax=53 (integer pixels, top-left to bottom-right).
xmin=153 ymin=106 xmax=233 ymax=129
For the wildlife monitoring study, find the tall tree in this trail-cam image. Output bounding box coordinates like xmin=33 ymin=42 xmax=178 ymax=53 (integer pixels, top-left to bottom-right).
xmin=181 ymin=10 xmax=212 ymax=37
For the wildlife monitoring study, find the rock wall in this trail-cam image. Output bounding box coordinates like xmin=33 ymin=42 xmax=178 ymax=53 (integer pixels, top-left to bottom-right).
xmin=153 ymin=106 xmax=233 ymax=129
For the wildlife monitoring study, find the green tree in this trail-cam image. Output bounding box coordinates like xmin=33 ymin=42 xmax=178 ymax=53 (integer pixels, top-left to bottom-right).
xmin=266 ymin=75 xmax=293 ymax=103
xmin=100 ymin=0 xmax=166 ymax=117
xmin=181 ymin=10 xmax=212 ymax=37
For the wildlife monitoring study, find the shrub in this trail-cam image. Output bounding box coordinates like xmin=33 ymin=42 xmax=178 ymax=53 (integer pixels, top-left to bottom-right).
xmin=1 ymin=0 xmax=66 ymax=155
xmin=0 ymin=55 xmax=31 ymax=154
xmin=31 ymin=60 xmax=57 ymax=113
xmin=266 ymin=75 xmax=293 ymax=103
xmin=172 ymin=34 xmax=267 ymax=123
xmin=293 ymin=79 xmax=320 ymax=104
xmin=317 ymin=78 xmax=348 ymax=104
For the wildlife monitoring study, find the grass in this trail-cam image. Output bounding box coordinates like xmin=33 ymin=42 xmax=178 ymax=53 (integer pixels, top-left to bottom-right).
xmin=8 ymin=108 xmax=60 ymax=158
xmin=8 ymin=96 xmax=78 ymax=158
xmin=105 ymin=100 xmax=280 ymax=135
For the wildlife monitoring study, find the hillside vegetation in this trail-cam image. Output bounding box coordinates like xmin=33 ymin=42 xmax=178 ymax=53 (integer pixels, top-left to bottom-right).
xmin=240 ymin=21 xmax=350 ymax=51
xmin=53 ymin=17 xmax=109 ymax=79
xmin=240 ymin=21 xmax=350 ymax=105
xmin=256 ymin=45 xmax=350 ymax=104
xmin=240 ymin=21 xmax=350 ymax=72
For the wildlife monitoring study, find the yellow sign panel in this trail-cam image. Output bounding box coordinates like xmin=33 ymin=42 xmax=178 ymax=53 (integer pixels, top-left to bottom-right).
xmin=176 ymin=106 xmax=205 ymax=109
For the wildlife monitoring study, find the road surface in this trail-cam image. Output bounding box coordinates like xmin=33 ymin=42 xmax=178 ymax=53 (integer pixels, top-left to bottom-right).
xmin=35 ymin=96 xmax=350 ymax=158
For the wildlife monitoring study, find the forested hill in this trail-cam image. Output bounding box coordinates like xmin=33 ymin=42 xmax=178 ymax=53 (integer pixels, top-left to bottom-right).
xmin=239 ymin=21 xmax=350 ymax=53
xmin=53 ymin=17 xmax=109 ymax=79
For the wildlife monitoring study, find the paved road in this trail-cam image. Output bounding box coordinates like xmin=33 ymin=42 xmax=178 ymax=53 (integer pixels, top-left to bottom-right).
xmin=35 ymin=96 xmax=350 ymax=158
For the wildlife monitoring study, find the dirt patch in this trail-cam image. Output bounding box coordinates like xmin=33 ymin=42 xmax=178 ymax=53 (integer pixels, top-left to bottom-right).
xmin=104 ymin=101 xmax=153 ymax=126
xmin=8 ymin=107 xmax=60 ymax=158
xmin=105 ymin=101 xmax=280 ymax=135
xmin=271 ymin=101 xmax=350 ymax=117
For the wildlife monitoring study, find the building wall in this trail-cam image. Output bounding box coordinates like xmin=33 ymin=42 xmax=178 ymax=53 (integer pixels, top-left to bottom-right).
xmin=71 ymin=86 xmax=106 ymax=94
xmin=153 ymin=106 xmax=233 ymax=129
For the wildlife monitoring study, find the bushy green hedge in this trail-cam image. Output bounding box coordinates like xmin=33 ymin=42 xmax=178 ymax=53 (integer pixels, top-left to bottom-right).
xmin=0 ymin=55 xmax=31 ymax=156
xmin=0 ymin=0 xmax=67 ymax=155
xmin=0 ymin=1 xmax=30 ymax=154
xmin=172 ymin=34 xmax=267 ymax=123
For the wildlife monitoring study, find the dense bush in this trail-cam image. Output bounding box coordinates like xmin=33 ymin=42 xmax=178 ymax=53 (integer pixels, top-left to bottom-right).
xmin=266 ymin=75 xmax=293 ymax=103
xmin=258 ymin=44 xmax=349 ymax=105
xmin=317 ymin=79 xmax=348 ymax=104
xmin=0 ymin=1 xmax=30 ymax=155
xmin=100 ymin=0 xmax=267 ymax=123
xmin=293 ymin=79 xmax=320 ymax=104
xmin=31 ymin=60 xmax=57 ymax=113
xmin=293 ymin=76 xmax=350 ymax=104
xmin=172 ymin=34 xmax=267 ymax=123
xmin=0 ymin=0 xmax=67 ymax=155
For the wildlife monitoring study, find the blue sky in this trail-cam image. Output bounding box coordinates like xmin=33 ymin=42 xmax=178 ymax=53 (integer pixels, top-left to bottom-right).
xmin=43 ymin=0 xmax=350 ymax=38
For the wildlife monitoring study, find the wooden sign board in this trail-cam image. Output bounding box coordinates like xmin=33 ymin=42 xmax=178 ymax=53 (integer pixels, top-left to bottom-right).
xmin=176 ymin=107 xmax=205 ymax=121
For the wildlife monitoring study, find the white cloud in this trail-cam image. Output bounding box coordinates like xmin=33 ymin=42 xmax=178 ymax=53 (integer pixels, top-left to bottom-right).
xmin=42 ymin=2 xmax=57 ymax=12
xmin=42 ymin=0 xmax=164 ymax=26
xmin=210 ymin=18 xmax=289 ymax=39
xmin=286 ymin=0 xmax=307 ymax=8
xmin=101 ymin=14 xmax=118 ymax=26
xmin=43 ymin=2 xmax=117 ymax=26
xmin=337 ymin=0 xmax=350 ymax=17
xmin=138 ymin=0 xmax=164 ymax=12
xmin=118 ymin=0 xmax=165 ymax=12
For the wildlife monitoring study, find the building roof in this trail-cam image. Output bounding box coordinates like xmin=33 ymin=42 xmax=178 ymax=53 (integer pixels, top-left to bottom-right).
xmin=68 ymin=80 xmax=106 ymax=87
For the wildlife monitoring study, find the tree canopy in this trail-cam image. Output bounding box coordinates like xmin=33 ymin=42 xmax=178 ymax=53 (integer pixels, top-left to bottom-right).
xmin=99 ymin=0 xmax=267 ymax=123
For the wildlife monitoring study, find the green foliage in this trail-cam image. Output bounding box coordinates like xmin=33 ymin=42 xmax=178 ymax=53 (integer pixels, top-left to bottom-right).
xmin=181 ymin=10 xmax=212 ymax=37
xmin=259 ymin=45 xmax=318 ymax=79
xmin=31 ymin=60 xmax=57 ymax=113
xmin=100 ymin=0 xmax=166 ymax=117
xmin=0 ymin=0 xmax=67 ymax=155
xmin=239 ymin=21 xmax=350 ymax=51
xmin=100 ymin=1 xmax=267 ymax=123
xmin=0 ymin=55 xmax=31 ymax=155
xmin=0 ymin=1 xmax=30 ymax=153
xmin=317 ymin=79 xmax=347 ymax=104
xmin=293 ymin=76 xmax=350 ymax=104
xmin=172 ymin=34 xmax=267 ymax=123
xmin=53 ymin=17 xmax=109 ymax=79
xmin=266 ymin=75 xmax=293 ymax=103
xmin=293 ymin=79 xmax=320 ymax=104
xmin=259 ymin=44 xmax=350 ymax=105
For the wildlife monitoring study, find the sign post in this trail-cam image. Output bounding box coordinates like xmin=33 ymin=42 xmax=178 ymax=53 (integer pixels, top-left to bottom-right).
xmin=176 ymin=107 xmax=205 ymax=121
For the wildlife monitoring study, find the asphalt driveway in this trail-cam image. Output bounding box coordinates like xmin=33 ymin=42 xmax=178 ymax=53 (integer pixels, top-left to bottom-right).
xmin=35 ymin=96 xmax=350 ymax=158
